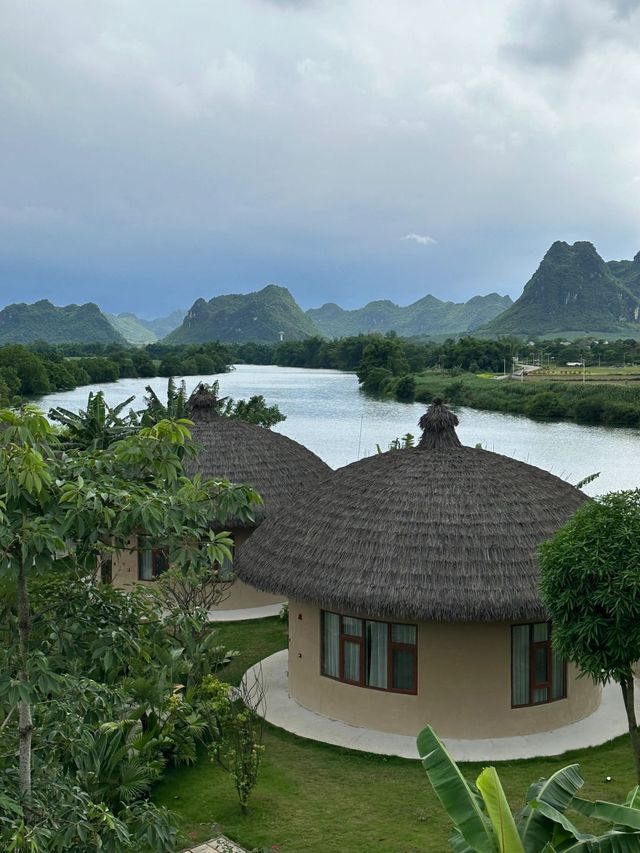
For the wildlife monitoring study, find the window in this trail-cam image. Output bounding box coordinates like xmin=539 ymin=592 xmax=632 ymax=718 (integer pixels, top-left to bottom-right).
xmin=511 ymin=622 xmax=566 ymax=707
xmin=138 ymin=536 xmax=169 ymax=581
xmin=321 ymin=611 xmax=417 ymax=694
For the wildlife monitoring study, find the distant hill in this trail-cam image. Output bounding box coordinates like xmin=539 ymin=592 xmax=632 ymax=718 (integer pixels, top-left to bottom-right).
xmin=106 ymin=313 xmax=157 ymax=345
xmin=307 ymin=292 xmax=513 ymax=338
xmin=165 ymin=285 xmax=319 ymax=344
xmin=0 ymin=300 xmax=126 ymax=344
xmin=106 ymin=309 xmax=186 ymax=344
xmin=139 ymin=309 xmax=186 ymax=339
xmin=483 ymin=241 xmax=640 ymax=337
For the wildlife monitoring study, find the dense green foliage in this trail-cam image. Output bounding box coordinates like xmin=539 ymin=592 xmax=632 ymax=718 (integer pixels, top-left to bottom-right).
xmin=0 ymin=407 xmax=262 ymax=849
xmin=166 ymin=284 xmax=319 ymax=344
xmin=483 ymin=241 xmax=640 ymax=337
xmin=308 ymin=292 xmax=512 ymax=338
xmin=0 ymin=341 xmax=233 ymax=407
xmin=0 ymin=300 xmax=126 ymax=344
xmin=540 ymin=491 xmax=640 ymax=780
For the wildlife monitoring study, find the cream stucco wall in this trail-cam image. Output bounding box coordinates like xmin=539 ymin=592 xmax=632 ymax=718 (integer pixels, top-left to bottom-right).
xmin=287 ymin=599 xmax=602 ymax=739
xmin=111 ymin=530 xmax=284 ymax=611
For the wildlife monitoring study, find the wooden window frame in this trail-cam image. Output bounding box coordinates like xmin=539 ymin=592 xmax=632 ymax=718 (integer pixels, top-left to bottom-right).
xmin=511 ymin=621 xmax=567 ymax=709
xmin=320 ymin=610 xmax=417 ymax=695
xmin=137 ymin=536 xmax=169 ymax=581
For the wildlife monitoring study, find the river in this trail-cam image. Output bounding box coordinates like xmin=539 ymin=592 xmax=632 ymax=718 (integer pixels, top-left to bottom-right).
xmin=35 ymin=364 xmax=640 ymax=496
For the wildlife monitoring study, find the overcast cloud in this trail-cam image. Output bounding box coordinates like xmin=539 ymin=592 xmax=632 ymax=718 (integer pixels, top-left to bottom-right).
xmin=1 ymin=0 xmax=639 ymax=315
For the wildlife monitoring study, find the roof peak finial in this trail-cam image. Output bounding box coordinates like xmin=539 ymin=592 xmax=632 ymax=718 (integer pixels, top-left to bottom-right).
xmin=417 ymin=398 xmax=462 ymax=450
xmin=187 ymin=382 xmax=224 ymax=416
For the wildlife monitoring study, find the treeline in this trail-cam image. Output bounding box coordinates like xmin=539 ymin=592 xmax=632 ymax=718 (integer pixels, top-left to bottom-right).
xmin=0 ymin=341 xmax=232 ymax=406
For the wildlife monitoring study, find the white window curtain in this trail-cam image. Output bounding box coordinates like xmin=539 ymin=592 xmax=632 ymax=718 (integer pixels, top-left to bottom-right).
xmin=322 ymin=612 xmax=340 ymax=678
xmin=139 ymin=539 xmax=153 ymax=580
xmin=366 ymin=621 xmax=388 ymax=688
xmin=512 ymin=625 xmax=530 ymax=706
xmin=392 ymin=624 xmax=417 ymax=644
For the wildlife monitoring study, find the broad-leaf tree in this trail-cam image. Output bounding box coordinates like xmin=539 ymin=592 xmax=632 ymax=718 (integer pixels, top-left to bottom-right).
xmin=539 ymin=490 xmax=640 ymax=781
xmin=0 ymin=405 xmax=260 ymax=849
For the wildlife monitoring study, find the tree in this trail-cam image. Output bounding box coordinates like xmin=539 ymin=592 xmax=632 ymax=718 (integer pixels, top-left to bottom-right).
xmin=49 ymin=391 xmax=138 ymax=449
xmin=142 ymin=379 xmax=286 ymax=430
xmin=418 ymin=724 xmax=640 ymax=851
xmin=539 ymin=490 xmax=640 ymax=781
xmin=0 ymin=406 xmax=260 ymax=848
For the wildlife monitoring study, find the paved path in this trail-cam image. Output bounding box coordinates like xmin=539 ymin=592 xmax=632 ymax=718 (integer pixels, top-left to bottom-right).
xmin=182 ymin=835 xmax=247 ymax=852
xmin=245 ymin=650 xmax=639 ymax=762
xmin=206 ymin=602 xmax=284 ymax=622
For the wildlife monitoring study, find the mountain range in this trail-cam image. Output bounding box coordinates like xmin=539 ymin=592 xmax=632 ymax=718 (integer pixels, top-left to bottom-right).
xmin=105 ymin=309 xmax=186 ymax=344
xmin=307 ymin=292 xmax=513 ymax=338
xmin=3 ymin=240 xmax=640 ymax=345
xmin=482 ymin=241 xmax=640 ymax=336
xmin=165 ymin=285 xmax=320 ymax=344
xmin=0 ymin=300 xmax=126 ymax=345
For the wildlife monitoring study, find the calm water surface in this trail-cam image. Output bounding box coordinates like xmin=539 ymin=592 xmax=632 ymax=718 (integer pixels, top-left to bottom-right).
xmin=36 ymin=364 xmax=640 ymax=496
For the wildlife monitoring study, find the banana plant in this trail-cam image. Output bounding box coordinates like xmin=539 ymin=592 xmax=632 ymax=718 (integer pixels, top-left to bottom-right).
xmin=417 ymin=725 xmax=640 ymax=851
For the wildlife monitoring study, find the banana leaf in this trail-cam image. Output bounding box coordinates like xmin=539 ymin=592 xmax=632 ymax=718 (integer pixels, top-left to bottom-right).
xmin=476 ymin=767 xmax=524 ymax=853
xmin=572 ymin=797 xmax=640 ymax=831
xmin=417 ymin=726 xmax=497 ymax=852
xmin=518 ymin=764 xmax=585 ymax=853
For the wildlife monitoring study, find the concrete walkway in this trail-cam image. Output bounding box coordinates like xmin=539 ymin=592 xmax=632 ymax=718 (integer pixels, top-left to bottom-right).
xmin=245 ymin=650 xmax=639 ymax=762
xmin=182 ymin=836 xmax=247 ymax=853
xmin=206 ymin=602 xmax=284 ymax=622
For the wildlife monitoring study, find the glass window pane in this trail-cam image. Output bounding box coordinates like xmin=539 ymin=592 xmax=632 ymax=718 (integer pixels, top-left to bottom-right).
xmin=533 ymin=622 xmax=549 ymax=642
xmin=342 ymin=616 xmax=362 ymax=637
xmin=534 ymin=646 xmax=549 ymax=685
xmin=366 ymin=621 xmax=388 ymax=688
xmin=533 ymin=686 xmax=549 ymax=703
xmin=392 ymin=648 xmax=415 ymax=691
xmin=139 ymin=544 xmax=153 ymax=580
xmin=512 ymin=625 xmax=530 ymax=706
xmin=322 ymin=612 xmax=340 ymax=678
xmin=552 ymin=649 xmax=566 ymax=700
xmin=392 ymin=624 xmax=416 ymax=645
xmin=154 ymin=550 xmax=169 ymax=576
xmin=343 ymin=640 xmax=361 ymax=682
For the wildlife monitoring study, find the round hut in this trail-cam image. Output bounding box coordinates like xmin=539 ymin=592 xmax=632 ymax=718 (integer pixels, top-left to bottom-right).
xmin=113 ymin=384 xmax=331 ymax=613
xmin=235 ymin=401 xmax=601 ymax=738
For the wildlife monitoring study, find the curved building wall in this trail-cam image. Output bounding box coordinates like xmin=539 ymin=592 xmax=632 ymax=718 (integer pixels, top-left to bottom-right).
xmin=287 ymin=599 xmax=601 ymax=739
xmin=111 ymin=530 xmax=284 ymax=611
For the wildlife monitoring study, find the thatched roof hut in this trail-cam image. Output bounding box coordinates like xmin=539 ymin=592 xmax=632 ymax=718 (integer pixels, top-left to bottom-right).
xmin=235 ymin=400 xmax=587 ymax=620
xmin=183 ymin=384 xmax=331 ymax=527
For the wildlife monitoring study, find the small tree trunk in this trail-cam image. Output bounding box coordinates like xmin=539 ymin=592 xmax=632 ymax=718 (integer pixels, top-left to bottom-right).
xmin=620 ymin=674 xmax=640 ymax=783
xmin=17 ymin=556 xmax=33 ymax=814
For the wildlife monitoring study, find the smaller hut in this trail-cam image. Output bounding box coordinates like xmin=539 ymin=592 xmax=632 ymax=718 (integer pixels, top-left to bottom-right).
xmin=235 ymin=401 xmax=601 ymax=739
xmin=112 ymin=384 xmax=331 ymax=612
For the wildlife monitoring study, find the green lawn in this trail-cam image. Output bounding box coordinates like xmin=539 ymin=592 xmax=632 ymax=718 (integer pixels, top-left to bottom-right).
xmin=154 ymin=618 xmax=637 ymax=852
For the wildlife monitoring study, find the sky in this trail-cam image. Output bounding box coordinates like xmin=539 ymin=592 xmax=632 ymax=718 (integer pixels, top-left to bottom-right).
xmin=1 ymin=0 xmax=639 ymax=317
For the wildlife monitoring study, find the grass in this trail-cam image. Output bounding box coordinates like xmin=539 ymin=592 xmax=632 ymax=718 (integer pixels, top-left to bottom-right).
xmin=412 ymin=370 xmax=640 ymax=427
xmin=212 ymin=615 xmax=288 ymax=686
xmin=154 ymin=617 xmax=638 ymax=852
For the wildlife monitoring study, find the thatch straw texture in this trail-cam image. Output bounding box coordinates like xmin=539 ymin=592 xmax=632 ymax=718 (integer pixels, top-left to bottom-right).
xmin=184 ymin=396 xmax=331 ymax=527
xmin=235 ymin=419 xmax=587 ymax=621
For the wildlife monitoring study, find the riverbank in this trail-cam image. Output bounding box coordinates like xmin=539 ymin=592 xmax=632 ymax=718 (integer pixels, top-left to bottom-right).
xmin=412 ymin=371 xmax=640 ymax=428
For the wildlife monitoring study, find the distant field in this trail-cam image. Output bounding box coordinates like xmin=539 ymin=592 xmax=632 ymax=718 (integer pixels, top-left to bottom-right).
xmin=412 ymin=370 xmax=640 ymax=427
xmin=529 ymin=366 xmax=640 ymax=385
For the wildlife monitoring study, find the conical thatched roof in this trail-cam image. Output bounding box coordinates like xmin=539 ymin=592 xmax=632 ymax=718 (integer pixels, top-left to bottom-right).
xmin=184 ymin=385 xmax=331 ymax=526
xmin=235 ymin=401 xmax=588 ymax=621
